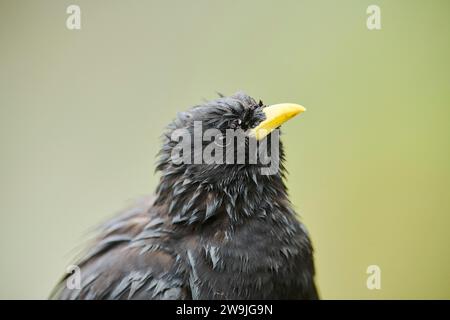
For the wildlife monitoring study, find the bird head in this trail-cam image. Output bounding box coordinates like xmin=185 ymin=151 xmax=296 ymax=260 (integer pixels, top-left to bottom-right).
xmin=154 ymin=92 xmax=305 ymax=224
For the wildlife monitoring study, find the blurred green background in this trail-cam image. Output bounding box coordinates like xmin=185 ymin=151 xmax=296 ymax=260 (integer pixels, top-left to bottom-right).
xmin=1 ymin=0 xmax=449 ymax=299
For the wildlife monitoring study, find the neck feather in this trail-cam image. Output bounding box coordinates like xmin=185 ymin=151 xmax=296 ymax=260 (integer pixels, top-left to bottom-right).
xmin=154 ymin=165 xmax=290 ymax=225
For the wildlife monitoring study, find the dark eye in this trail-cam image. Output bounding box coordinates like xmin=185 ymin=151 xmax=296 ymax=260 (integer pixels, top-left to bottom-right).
xmin=229 ymin=119 xmax=242 ymax=129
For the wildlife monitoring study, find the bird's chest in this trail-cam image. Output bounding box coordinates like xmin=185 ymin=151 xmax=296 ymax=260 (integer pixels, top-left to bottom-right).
xmin=184 ymin=223 xmax=305 ymax=299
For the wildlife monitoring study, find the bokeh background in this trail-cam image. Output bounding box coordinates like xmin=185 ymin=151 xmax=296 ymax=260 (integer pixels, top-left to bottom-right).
xmin=1 ymin=0 xmax=449 ymax=299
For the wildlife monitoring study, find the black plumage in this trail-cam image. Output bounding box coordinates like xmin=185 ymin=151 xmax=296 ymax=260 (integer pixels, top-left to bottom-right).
xmin=51 ymin=92 xmax=318 ymax=300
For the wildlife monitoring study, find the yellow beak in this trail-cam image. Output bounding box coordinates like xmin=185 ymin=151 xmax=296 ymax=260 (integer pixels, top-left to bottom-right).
xmin=250 ymin=103 xmax=306 ymax=140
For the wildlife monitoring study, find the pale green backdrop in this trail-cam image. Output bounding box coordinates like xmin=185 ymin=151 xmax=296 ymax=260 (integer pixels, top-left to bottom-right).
xmin=0 ymin=0 xmax=449 ymax=299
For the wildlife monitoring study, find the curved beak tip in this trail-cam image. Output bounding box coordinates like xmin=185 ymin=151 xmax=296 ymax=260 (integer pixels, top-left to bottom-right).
xmin=291 ymin=104 xmax=306 ymax=114
xmin=281 ymin=103 xmax=307 ymax=119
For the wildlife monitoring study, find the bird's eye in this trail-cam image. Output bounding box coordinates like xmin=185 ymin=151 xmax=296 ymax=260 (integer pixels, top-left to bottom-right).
xmin=229 ymin=119 xmax=242 ymax=129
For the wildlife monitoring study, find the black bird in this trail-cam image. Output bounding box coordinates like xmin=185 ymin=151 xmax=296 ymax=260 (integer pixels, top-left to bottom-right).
xmin=51 ymin=92 xmax=318 ymax=300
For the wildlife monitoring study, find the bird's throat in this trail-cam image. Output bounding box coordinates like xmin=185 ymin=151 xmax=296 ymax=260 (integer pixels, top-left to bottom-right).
xmin=154 ymin=167 xmax=289 ymax=226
